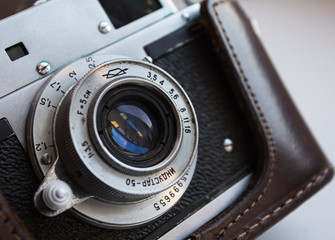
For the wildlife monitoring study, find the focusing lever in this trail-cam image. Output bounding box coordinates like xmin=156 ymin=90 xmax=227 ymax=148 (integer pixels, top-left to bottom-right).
xmin=34 ymin=157 xmax=92 ymax=217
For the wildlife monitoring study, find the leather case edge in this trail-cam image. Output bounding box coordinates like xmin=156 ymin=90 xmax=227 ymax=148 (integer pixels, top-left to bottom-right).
xmin=0 ymin=190 xmax=34 ymax=240
xmin=189 ymin=0 xmax=334 ymax=239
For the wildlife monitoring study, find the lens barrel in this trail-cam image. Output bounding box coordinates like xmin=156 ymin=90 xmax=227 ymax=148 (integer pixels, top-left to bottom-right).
xmin=54 ymin=59 xmax=198 ymax=202
xmin=29 ymin=56 xmax=198 ymax=227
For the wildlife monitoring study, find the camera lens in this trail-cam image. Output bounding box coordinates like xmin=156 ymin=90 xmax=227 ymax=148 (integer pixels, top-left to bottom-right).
xmin=95 ymin=85 xmax=176 ymax=168
xmin=37 ymin=58 xmax=198 ymax=226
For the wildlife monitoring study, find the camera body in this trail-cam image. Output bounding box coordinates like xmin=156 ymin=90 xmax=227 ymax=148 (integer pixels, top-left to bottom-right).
xmin=0 ymin=0 xmax=256 ymax=239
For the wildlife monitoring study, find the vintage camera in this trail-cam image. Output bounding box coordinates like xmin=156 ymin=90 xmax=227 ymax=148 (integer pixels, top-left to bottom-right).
xmin=0 ymin=0 xmax=256 ymax=239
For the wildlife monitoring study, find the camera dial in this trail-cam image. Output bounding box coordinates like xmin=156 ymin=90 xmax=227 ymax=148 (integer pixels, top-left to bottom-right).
xmin=27 ymin=55 xmax=198 ymax=228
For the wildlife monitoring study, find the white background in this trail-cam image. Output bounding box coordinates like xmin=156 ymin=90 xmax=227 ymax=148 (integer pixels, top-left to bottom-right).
xmin=238 ymin=0 xmax=335 ymax=239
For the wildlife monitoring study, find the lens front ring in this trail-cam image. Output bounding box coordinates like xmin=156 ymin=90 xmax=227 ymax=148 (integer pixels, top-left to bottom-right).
xmin=88 ymin=78 xmax=182 ymax=176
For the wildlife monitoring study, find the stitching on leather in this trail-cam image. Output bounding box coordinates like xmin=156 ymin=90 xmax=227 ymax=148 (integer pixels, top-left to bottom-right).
xmin=165 ymin=37 xmax=197 ymax=56
xmin=0 ymin=202 xmax=23 ymax=240
xmin=155 ymin=24 xmax=203 ymax=59
xmin=234 ymin=167 xmax=331 ymax=240
xmin=211 ymin=0 xmax=277 ymax=238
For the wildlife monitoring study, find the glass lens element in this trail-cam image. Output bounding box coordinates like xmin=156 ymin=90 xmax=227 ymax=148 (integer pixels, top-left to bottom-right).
xmin=106 ymin=103 xmax=159 ymax=156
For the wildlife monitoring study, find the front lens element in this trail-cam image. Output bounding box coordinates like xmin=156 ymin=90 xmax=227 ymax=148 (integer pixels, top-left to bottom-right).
xmin=107 ymin=103 xmax=159 ymax=155
xmin=96 ymin=84 xmax=177 ymax=168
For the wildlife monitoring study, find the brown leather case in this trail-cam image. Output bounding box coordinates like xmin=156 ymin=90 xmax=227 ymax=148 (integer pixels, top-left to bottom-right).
xmin=0 ymin=191 xmax=33 ymax=240
xmin=0 ymin=1 xmax=333 ymax=239
xmin=190 ymin=0 xmax=333 ymax=239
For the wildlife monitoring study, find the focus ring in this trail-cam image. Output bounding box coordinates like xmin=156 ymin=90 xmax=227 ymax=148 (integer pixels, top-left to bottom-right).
xmin=55 ymin=78 xmax=152 ymax=202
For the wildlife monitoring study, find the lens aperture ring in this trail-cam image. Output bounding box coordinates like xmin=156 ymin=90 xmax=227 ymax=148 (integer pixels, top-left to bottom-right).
xmin=88 ymin=80 xmax=179 ymax=176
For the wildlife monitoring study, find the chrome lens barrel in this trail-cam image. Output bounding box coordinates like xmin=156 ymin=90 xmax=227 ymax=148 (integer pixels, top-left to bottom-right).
xmin=28 ymin=56 xmax=198 ymax=227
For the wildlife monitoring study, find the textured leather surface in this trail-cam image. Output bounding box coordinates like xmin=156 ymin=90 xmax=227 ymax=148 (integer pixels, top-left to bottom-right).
xmin=0 ymin=190 xmax=33 ymax=240
xmin=0 ymin=25 xmax=256 ymax=239
xmin=189 ymin=0 xmax=334 ymax=239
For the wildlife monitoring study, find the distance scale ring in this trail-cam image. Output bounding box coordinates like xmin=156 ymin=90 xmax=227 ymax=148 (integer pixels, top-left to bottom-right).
xmin=27 ymin=55 xmax=116 ymax=177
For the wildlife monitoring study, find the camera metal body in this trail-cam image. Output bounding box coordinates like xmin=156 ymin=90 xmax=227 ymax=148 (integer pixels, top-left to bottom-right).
xmin=0 ymin=0 xmax=256 ymax=239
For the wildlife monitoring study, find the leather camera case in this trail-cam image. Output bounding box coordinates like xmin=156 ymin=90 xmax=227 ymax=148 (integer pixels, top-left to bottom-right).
xmin=0 ymin=0 xmax=333 ymax=239
xmin=189 ymin=0 xmax=333 ymax=239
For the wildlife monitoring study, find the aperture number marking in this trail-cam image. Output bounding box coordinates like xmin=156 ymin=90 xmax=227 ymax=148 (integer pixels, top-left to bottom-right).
xmin=147 ymin=71 xmax=165 ymax=86
xmin=183 ymin=117 xmax=192 ymax=134
xmin=147 ymin=71 xmax=157 ymax=81
xmin=169 ymin=88 xmax=179 ymax=100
